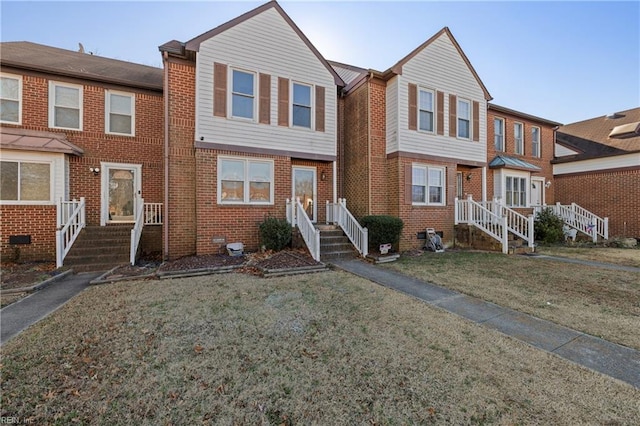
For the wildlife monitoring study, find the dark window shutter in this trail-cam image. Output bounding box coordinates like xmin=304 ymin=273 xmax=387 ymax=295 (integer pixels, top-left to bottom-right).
xmin=449 ymin=94 xmax=457 ymax=137
xmin=278 ymin=77 xmax=289 ymax=127
xmin=473 ymin=100 xmax=480 ymax=142
xmin=408 ymin=83 xmax=417 ymax=131
xmin=436 ymin=91 xmax=444 ymax=136
xmin=213 ymin=63 xmax=227 ymax=117
xmin=405 ymin=163 xmax=413 ymax=204
xmin=315 ymin=85 xmax=325 ymax=132
xmin=259 ymin=73 xmax=271 ymax=125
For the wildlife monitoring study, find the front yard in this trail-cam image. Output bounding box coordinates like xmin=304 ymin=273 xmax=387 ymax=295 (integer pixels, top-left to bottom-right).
xmin=1 ymin=267 xmax=639 ymax=424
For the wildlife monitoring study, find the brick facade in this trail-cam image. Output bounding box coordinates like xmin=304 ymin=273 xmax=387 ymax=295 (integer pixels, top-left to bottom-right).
xmin=1 ymin=66 xmax=164 ymax=262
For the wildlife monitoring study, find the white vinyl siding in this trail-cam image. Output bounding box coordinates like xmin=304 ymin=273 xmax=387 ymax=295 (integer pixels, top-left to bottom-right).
xmin=494 ymin=117 xmax=504 ymax=151
xmin=531 ymin=126 xmax=540 ymax=158
xmin=105 ymin=90 xmax=135 ymax=136
xmin=393 ymin=33 xmax=486 ymax=163
xmin=49 ymin=81 xmax=83 ymax=130
xmin=418 ymin=88 xmax=434 ymax=132
xmin=218 ymin=156 xmax=274 ymax=204
xmin=195 ymin=7 xmax=337 ymax=157
xmin=0 ymin=150 xmax=65 ymax=205
xmin=0 ymin=73 xmax=22 ymax=124
xmin=553 ymin=152 xmax=640 ymax=175
xmin=514 ymin=122 xmax=524 ymax=155
xmin=412 ymin=164 xmax=445 ymax=206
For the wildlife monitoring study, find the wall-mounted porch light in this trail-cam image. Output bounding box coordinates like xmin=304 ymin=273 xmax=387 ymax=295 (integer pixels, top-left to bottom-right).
xmin=90 ymin=167 xmax=100 ymax=176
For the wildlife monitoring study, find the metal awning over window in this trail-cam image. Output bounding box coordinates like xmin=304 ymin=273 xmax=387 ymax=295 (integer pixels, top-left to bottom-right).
xmin=1 ymin=127 xmax=84 ymax=155
xmin=488 ymin=155 xmax=541 ymax=172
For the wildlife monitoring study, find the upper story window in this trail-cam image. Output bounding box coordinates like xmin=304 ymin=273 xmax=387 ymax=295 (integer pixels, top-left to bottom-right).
xmin=457 ymin=99 xmax=471 ymax=139
xmin=505 ymin=176 xmax=527 ymax=207
xmin=1 ymin=160 xmax=51 ymax=202
xmin=292 ymin=82 xmax=312 ymax=128
xmin=514 ymin=122 xmax=524 ymax=155
xmin=531 ymin=126 xmax=541 ymax=158
xmin=49 ymin=81 xmax=83 ymax=130
xmin=494 ymin=117 xmax=504 ymax=151
xmin=412 ymin=164 xmax=445 ymax=206
xmin=106 ymin=91 xmax=135 ymax=136
xmin=0 ymin=73 xmax=21 ymax=124
xmin=218 ymin=156 xmax=273 ymax=204
xmin=231 ymin=69 xmax=255 ymax=120
xmin=419 ymin=89 xmax=434 ymax=132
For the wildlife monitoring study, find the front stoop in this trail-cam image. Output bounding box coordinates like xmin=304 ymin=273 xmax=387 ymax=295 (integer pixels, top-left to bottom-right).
xmin=64 ymin=224 xmax=132 ymax=272
xmin=318 ymin=225 xmax=358 ymax=261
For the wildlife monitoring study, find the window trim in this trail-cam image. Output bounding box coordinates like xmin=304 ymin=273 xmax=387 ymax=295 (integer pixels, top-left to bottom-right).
xmin=494 ymin=117 xmax=504 ymax=151
xmin=457 ymin=98 xmax=471 ymax=140
xmin=418 ymin=87 xmax=435 ymax=133
xmin=505 ymin=175 xmax=528 ymax=208
xmin=0 ymin=73 xmax=22 ymax=125
xmin=291 ymin=81 xmax=314 ymax=130
xmin=105 ymin=90 xmax=135 ymax=136
xmin=514 ymin=122 xmax=524 ymax=155
xmin=229 ymin=68 xmax=256 ymax=121
xmin=217 ymin=156 xmax=274 ymax=205
xmin=0 ymin=159 xmax=54 ymax=205
xmin=531 ymin=126 xmax=541 ymax=158
xmin=48 ymin=81 xmax=83 ymax=130
xmin=411 ymin=163 xmax=446 ymax=206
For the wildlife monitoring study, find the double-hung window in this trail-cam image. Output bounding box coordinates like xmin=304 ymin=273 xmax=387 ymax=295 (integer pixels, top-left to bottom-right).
xmin=514 ymin=122 xmax=524 ymax=155
xmin=106 ymin=91 xmax=135 ymax=136
xmin=418 ymin=89 xmax=434 ymax=132
xmin=231 ymin=69 xmax=255 ymax=120
xmin=49 ymin=81 xmax=82 ymax=130
xmin=0 ymin=73 xmax=21 ymax=124
xmin=494 ymin=117 xmax=504 ymax=151
xmin=1 ymin=160 xmax=51 ymax=202
xmin=292 ymin=82 xmax=312 ymax=128
xmin=457 ymin=99 xmax=471 ymax=139
xmin=531 ymin=126 xmax=540 ymax=158
xmin=412 ymin=164 xmax=445 ymax=205
xmin=505 ymin=176 xmax=527 ymax=207
xmin=219 ymin=157 xmax=273 ymax=204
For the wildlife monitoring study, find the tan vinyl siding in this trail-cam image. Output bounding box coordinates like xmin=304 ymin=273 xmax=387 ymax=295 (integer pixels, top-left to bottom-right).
xmin=195 ymin=7 xmax=337 ymax=157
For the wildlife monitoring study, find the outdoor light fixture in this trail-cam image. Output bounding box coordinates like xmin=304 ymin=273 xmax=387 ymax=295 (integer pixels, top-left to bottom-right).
xmin=90 ymin=167 xmax=100 ymax=175
xmin=545 ymin=181 xmax=552 ymax=188
xmin=465 ymin=173 xmax=472 ymax=181
xmin=321 ymin=170 xmax=327 ymax=181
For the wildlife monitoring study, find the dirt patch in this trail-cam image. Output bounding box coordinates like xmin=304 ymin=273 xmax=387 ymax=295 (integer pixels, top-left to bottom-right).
xmin=253 ymin=249 xmax=320 ymax=270
xmin=1 ymin=261 xmax=59 ymax=291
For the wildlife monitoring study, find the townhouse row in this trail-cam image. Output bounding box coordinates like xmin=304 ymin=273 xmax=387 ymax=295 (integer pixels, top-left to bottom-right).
xmin=2 ymin=1 xmax=637 ymax=264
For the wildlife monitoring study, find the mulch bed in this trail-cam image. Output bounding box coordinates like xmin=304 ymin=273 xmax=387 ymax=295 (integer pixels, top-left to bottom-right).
xmin=0 ymin=261 xmax=60 ymax=291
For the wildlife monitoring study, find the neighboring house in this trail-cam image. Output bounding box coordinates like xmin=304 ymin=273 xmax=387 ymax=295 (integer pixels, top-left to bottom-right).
xmin=0 ymin=42 xmax=164 ymax=263
xmin=486 ymin=104 xmax=561 ymax=210
xmin=159 ymin=1 xmax=343 ymax=258
xmin=333 ymin=27 xmax=492 ymax=250
xmin=554 ymin=108 xmax=640 ymax=238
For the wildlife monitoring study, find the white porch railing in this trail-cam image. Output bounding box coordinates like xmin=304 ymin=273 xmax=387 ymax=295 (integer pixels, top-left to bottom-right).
xmin=455 ymin=195 xmax=508 ymax=254
xmin=533 ymin=203 xmax=608 ymax=242
xmin=130 ymin=197 xmax=145 ymax=265
xmin=326 ymin=199 xmax=368 ymax=257
xmin=56 ymin=197 xmax=86 ymax=268
xmin=286 ymin=198 xmax=321 ymax=262
xmin=144 ymin=202 xmax=163 ymax=225
xmin=486 ymin=198 xmax=535 ymax=248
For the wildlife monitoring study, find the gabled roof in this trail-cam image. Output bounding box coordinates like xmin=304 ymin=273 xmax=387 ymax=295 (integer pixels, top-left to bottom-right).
xmin=179 ymin=1 xmax=343 ymax=87
xmin=554 ymin=107 xmax=640 ymax=162
xmin=1 ymin=127 xmax=84 ymax=156
xmin=489 ymin=103 xmax=562 ymax=127
xmin=0 ymin=41 xmax=163 ymax=91
xmin=489 ymin=155 xmax=541 ymax=172
xmin=387 ymin=27 xmax=492 ymax=101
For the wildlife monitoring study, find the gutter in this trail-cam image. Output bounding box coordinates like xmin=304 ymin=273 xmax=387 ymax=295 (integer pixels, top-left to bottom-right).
xmin=163 ymin=51 xmax=170 ymax=261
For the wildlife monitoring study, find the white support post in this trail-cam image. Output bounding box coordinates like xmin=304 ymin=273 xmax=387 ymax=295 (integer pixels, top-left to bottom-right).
xmin=501 ymin=215 xmax=509 ymax=254
xmin=454 ymin=197 xmax=459 ymax=225
xmin=362 ymin=227 xmax=368 ymax=257
xmin=80 ymin=197 xmax=86 ymax=225
xmin=467 ymin=194 xmax=474 ymax=223
xmin=56 ymin=230 xmax=63 ymax=268
xmin=56 ymin=198 xmax=62 ymax=228
xmin=527 ymin=214 xmax=535 ymax=248
xmin=604 ymin=218 xmax=609 ymax=240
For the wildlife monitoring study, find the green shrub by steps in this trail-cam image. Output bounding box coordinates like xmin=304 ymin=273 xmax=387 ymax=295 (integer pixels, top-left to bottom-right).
xmin=259 ymin=216 xmax=292 ymax=251
xmin=534 ymin=208 xmax=564 ymax=244
xmin=360 ymin=215 xmax=404 ymax=252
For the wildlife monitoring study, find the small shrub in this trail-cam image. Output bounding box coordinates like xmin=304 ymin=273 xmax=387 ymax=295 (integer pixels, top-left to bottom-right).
xmin=534 ymin=208 xmax=564 ymax=244
xmin=360 ymin=215 xmax=404 ymax=252
xmin=259 ymin=216 xmax=291 ymax=251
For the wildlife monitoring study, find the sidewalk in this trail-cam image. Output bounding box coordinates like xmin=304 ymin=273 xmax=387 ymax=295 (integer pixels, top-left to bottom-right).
xmin=332 ymin=258 xmax=640 ymax=389
xmin=0 ymin=271 xmax=102 ymax=345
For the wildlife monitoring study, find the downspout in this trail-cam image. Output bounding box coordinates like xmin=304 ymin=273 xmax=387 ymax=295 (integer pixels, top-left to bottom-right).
xmin=367 ymin=72 xmax=373 ymax=215
xmin=162 ymin=51 xmax=169 ymax=260
xmin=481 ymin=166 xmax=487 ymax=202
xmin=332 ymin=160 xmax=337 ymax=203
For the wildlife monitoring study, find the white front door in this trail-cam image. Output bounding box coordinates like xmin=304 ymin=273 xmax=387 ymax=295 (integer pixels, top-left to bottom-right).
xmin=292 ymin=166 xmax=317 ymax=222
xmin=531 ymin=177 xmax=544 ymax=206
xmin=101 ymin=162 xmax=142 ymax=225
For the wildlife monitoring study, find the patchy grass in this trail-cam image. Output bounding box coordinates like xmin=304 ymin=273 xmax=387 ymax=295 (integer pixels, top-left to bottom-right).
xmin=1 ymin=272 xmax=639 ymax=424
xmin=387 ymin=251 xmax=640 ymax=350
xmin=536 ymin=246 xmax=640 ymax=267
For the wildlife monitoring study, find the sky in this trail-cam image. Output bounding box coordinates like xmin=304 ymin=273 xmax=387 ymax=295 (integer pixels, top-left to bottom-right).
xmin=1 ymin=1 xmax=638 ymax=124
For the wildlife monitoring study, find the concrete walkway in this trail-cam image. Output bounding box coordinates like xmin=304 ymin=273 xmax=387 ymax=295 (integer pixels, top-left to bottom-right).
xmin=0 ymin=272 xmax=102 ymax=345
xmin=332 ymin=258 xmax=640 ymax=389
